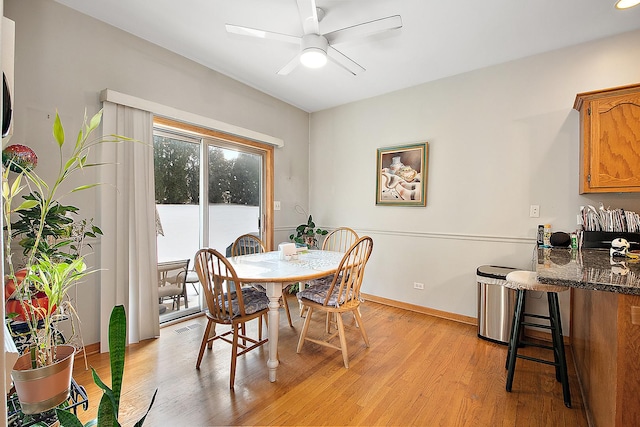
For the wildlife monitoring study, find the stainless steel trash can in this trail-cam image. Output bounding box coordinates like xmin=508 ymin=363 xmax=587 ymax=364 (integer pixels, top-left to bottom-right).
xmin=477 ymin=265 xmax=517 ymax=344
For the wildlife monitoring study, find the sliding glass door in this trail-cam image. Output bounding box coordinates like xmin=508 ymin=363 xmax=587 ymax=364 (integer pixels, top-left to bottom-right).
xmin=154 ymin=130 xmax=201 ymax=323
xmin=206 ymin=144 xmax=262 ymax=255
xmin=153 ymin=124 xmax=268 ymax=323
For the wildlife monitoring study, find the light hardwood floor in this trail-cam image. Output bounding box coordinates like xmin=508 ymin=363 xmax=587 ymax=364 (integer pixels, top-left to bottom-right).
xmin=72 ymin=296 xmax=588 ymax=426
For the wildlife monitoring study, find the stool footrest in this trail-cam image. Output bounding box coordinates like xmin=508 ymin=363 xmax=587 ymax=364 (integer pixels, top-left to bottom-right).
xmin=524 ymin=313 xmax=551 ymax=321
xmin=516 ymin=354 xmax=557 ymax=367
xmin=520 ymin=321 xmax=553 ymax=330
xmin=519 ymin=340 xmax=555 ymax=352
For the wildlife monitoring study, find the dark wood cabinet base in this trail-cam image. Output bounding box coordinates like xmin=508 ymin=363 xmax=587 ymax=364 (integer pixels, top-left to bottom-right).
xmin=571 ymin=288 xmax=640 ymax=426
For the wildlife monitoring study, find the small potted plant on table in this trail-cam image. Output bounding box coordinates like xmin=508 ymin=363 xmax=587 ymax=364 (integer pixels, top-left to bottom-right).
xmin=289 ymin=215 xmax=327 ymax=249
xmin=288 ymin=215 xmax=327 ymax=294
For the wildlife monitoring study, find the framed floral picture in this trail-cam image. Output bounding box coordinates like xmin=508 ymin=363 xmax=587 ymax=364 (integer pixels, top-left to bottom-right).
xmin=376 ymin=142 xmax=428 ymax=206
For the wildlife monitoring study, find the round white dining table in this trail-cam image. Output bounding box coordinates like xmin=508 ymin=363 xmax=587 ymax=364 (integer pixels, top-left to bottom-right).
xmin=226 ymin=249 xmax=343 ymax=382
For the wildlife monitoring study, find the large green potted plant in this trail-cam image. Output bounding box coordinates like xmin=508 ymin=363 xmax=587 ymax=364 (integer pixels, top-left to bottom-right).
xmin=3 ymin=109 xmax=122 ymax=414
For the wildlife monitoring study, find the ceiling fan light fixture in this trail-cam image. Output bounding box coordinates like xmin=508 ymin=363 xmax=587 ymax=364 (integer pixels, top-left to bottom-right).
xmin=299 ymin=34 xmax=329 ymax=69
xmin=615 ymin=0 xmax=640 ymax=8
xmin=300 ymin=48 xmax=327 ymax=68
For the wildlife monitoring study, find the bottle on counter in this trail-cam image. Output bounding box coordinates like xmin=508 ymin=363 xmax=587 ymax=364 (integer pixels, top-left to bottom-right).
xmin=537 ymin=225 xmax=545 ymax=247
xmin=571 ymin=232 xmax=578 ymax=249
xmin=543 ymin=224 xmax=552 ymax=247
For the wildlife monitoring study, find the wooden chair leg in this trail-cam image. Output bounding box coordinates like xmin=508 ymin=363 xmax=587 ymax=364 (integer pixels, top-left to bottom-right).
xmin=297 ymin=306 xmax=314 ymax=353
xmin=239 ymin=322 xmax=247 ymax=347
xmin=298 ymin=283 xmax=308 ymax=317
xmin=281 ymin=293 xmax=293 ymax=327
xmin=335 ymin=313 xmax=349 ymax=368
xmin=230 ymin=323 xmax=240 ymax=388
xmin=258 ymin=313 xmax=270 ymax=341
xmin=196 ymin=319 xmax=214 ymax=369
xmin=353 ymin=308 xmax=370 ymax=347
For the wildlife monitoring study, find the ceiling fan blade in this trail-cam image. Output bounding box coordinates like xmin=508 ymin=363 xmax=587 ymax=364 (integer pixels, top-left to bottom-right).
xmin=327 ymin=46 xmax=365 ymax=76
xmin=324 ymin=15 xmax=403 ymax=45
xmin=277 ymin=53 xmax=302 ymax=75
xmin=296 ymin=0 xmax=319 ymax=35
xmin=226 ymin=24 xmax=301 ymax=45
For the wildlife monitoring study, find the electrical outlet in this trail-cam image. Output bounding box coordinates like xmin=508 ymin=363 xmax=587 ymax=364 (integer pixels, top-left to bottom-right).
xmin=413 ymin=282 xmax=424 ymax=290
xmin=529 ymin=205 xmax=540 ymax=218
xmin=274 ymin=201 xmax=281 ymax=211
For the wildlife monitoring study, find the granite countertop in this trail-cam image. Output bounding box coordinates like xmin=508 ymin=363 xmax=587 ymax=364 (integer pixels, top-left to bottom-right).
xmin=536 ymin=247 xmax=640 ymax=295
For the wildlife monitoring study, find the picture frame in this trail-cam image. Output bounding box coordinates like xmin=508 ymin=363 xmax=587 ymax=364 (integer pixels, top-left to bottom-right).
xmin=376 ymin=142 xmax=428 ymax=206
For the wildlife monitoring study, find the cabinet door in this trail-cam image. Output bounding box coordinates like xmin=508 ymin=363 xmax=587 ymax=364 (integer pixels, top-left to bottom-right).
xmin=588 ymin=93 xmax=640 ymax=191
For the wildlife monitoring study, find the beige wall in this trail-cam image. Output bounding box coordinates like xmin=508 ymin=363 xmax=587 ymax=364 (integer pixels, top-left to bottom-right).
xmin=4 ymin=0 xmax=311 ymax=345
xmin=5 ymin=0 xmax=640 ymax=343
xmin=309 ymin=29 xmax=640 ymax=326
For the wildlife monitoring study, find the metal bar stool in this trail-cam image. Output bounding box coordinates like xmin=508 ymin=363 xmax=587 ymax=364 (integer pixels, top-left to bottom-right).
xmin=504 ymin=270 xmax=571 ymax=408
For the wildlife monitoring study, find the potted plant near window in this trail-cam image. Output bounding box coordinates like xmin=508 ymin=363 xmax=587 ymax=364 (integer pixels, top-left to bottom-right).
xmin=289 ymin=215 xmax=327 ymax=249
xmin=288 ymin=215 xmax=327 ymax=294
xmin=3 ymin=110 xmax=119 ymax=414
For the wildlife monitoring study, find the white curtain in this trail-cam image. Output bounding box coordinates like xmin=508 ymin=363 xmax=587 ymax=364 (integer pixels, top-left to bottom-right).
xmin=98 ymin=102 xmax=159 ymax=351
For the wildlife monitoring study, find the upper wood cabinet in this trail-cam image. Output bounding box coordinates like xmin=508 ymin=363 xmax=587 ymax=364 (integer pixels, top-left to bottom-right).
xmin=574 ymin=83 xmax=640 ymax=193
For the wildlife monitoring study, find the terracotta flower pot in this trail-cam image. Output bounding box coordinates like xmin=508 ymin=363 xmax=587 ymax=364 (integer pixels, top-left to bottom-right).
xmin=3 ymin=268 xmax=55 ymax=322
xmin=4 ymin=268 xmax=27 ymax=301
xmin=5 ymin=295 xmax=54 ymax=322
xmin=11 ymin=344 xmax=75 ymax=414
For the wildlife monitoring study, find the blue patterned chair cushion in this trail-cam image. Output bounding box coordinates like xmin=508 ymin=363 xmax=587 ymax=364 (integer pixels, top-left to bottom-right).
xmin=250 ymin=283 xmax=293 ymax=311
xmin=297 ymin=282 xmax=353 ymax=307
xmin=222 ymin=288 xmax=269 ymax=317
xmin=304 ymin=275 xmax=334 ymax=289
xmin=250 ymin=283 xmax=267 ymax=292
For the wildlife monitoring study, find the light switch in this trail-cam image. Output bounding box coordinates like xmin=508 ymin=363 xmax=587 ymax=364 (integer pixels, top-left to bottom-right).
xmin=274 ymin=201 xmax=281 ymax=211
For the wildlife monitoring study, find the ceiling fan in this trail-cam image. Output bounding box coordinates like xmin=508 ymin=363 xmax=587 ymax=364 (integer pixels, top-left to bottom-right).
xmin=225 ymin=0 xmax=402 ymax=76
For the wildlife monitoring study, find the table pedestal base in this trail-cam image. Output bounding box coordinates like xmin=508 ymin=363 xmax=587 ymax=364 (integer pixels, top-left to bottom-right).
xmin=265 ymin=282 xmax=282 ymax=382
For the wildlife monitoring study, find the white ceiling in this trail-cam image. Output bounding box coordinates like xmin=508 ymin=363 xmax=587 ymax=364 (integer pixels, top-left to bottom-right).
xmin=54 ymin=0 xmax=640 ymax=113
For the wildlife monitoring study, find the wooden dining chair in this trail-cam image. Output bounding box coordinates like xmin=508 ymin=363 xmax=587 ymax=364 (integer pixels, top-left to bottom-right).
xmin=308 ymin=227 xmax=359 ymax=285
xmin=296 ymin=236 xmax=373 ymax=368
xmin=322 ymin=227 xmax=359 ymax=252
xmin=231 ymin=233 xmax=265 ymax=256
xmin=231 ymin=234 xmax=293 ymax=328
xmin=194 ymin=248 xmax=269 ymax=388
xmin=301 ymin=227 xmax=359 ymax=319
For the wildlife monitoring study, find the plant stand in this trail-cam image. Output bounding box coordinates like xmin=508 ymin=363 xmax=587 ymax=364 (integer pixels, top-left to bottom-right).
xmin=7 ymin=378 xmax=88 ymax=426
xmin=5 ymin=319 xmax=89 ymax=426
